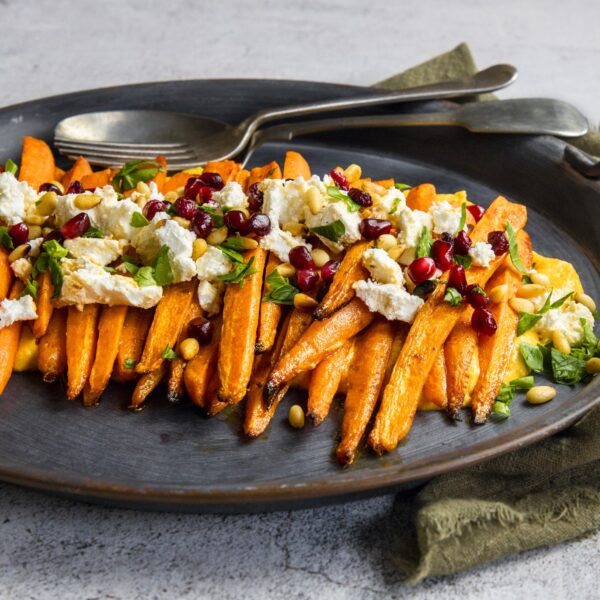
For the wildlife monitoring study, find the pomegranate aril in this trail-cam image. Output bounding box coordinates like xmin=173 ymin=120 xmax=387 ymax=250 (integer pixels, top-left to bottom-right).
xmin=247 ymin=183 xmax=264 ymax=212
xmin=223 ymin=210 xmax=248 ymax=234
xmin=143 ymin=199 xmax=168 ymax=221
xmin=320 ymin=259 xmax=340 ymax=283
xmin=454 ymin=230 xmax=472 ymax=255
xmin=174 ymin=197 xmax=197 ymax=220
xmin=296 ymin=268 xmax=319 ymax=291
xmin=471 ymin=307 xmax=497 ymax=336
xmin=408 ymin=257 xmax=436 ymax=284
xmin=247 ymin=213 xmax=271 ymax=236
xmin=289 ymin=245 xmax=315 ymax=270
xmin=60 ymin=212 xmax=90 ymax=239
xmin=43 ymin=229 xmax=64 ymax=244
xmin=431 ymin=239 xmax=454 ymax=271
xmin=348 ymin=187 xmax=372 ymax=207
xmin=197 ymin=186 xmax=213 ymax=203
xmin=199 ymin=172 xmax=224 ymax=191
xmin=465 ymin=284 xmax=490 ymax=309
xmin=448 ymin=264 xmax=467 ymax=294
xmin=488 ymin=230 xmax=509 ymax=255
xmin=39 ymin=182 xmax=61 ymax=194
xmin=359 ymin=218 xmax=392 ymax=240
xmin=66 ymin=181 xmax=84 ymax=194
xmin=192 ymin=211 xmax=214 ymax=238
xmin=184 ymin=177 xmax=204 ymax=200
xmin=329 ymin=170 xmax=349 ymax=191
xmin=8 ymin=222 xmax=29 ymax=246
xmin=187 ymin=316 xmax=214 ymax=345
xmin=467 ymin=204 xmax=486 ymax=222
xmin=440 ymin=232 xmax=454 ymax=245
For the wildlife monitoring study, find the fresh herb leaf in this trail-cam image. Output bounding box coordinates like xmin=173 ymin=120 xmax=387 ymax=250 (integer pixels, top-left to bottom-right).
xmin=309 ymin=219 xmax=346 ymax=243
xmin=130 ymin=212 xmax=150 ymax=228
xmin=4 ymin=159 xmax=18 ymax=175
xmin=459 ymin=202 xmax=467 ymax=232
xmin=217 ymin=256 xmax=257 ymax=286
xmin=220 ymin=234 xmax=248 ymax=252
xmin=124 ymin=358 xmax=137 ymax=369
xmin=453 ymin=254 xmax=472 ymax=268
xmin=103 ymin=266 xmax=117 ymax=273
xmin=112 ymin=160 xmax=165 ymax=193
xmin=218 ymin=245 xmax=244 ymax=264
xmin=491 ymin=401 xmax=511 ymax=419
xmin=326 ymin=186 xmax=360 ymax=212
xmin=21 ymin=278 xmax=39 ymax=299
xmin=0 ymin=227 xmax=14 ymax=250
xmin=33 ymin=240 xmax=69 ymax=299
xmin=262 ymin=269 xmax=299 ymax=305
xmin=82 ymin=226 xmax=104 ymax=238
xmin=199 ymin=205 xmax=224 ymax=227
xmin=389 ymin=197 xmax=402 ymax=215
xmin=134 ymin=266 xmax=157 ymax=288
xmin=510 ymin=375 xmax=535 ymax=390
xmin=519 ymin=343 xmax=545 ymax=373
xmin=496 ymin=383 xmax=514 ymax=404
xmin=505 ymin=221 xmax=527 ymax=273
xmin=578 ymin=318 xmax=599 ymax=358
xmin=517 ymin=312 xmax=543 ymax=336
xmin=444 ymin=287 xmax=463 ymax=306
xmin=549 ymin=291 xmax=574 ymax=310
xmin=161 ymin=344 xmax=179 ymax=360
xmin=394 ymin=183 xmax=411 ymax=191
xmin=153 ymin=246 xmax=173 ymax=287
xmin=415 ymin=226 xmax=432 ymax=258
xmin=550 ymin=347 xmax=587 ymax=385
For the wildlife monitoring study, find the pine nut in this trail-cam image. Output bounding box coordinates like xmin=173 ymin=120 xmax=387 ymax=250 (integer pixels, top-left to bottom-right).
xmin=306 ymin=187 xmax=323 ymax=215
xmin=288 ymin=404 xmax=305 ymax=429
xmin=36 ymin=191 xmax=58 ymax=216
xmin=586 ymin=357 xmax=600 ymax=374
xmin=311 ymin=248 xmax=330 ymax=268
xmin=294 ymin=293 xmax=318 ymax=310
xmin=136 ymin=181 xmax=151 ymax=196
xmin=236 ymin=236 xmax=259 ymax=250
xmin=376 ymin=233 xmax=397 ymax=251
xmin=509 ymin=297 xmax=535 ymax=314
xmin=8 ymin=244 xmax=30 ymax=263
xmin=363 ymin=182 xmax=386 ymax=197
xmin=23 ymin=214 xmax=46 ymax=226
xmin=517 ymin=283 xmax=546 ymax=299
xmin=529 ymin=271 xmax=551 ymax=288
xmin=526 ymin=386 xmax=556 ymax=405
xmin=552 ymin=330 xmax=571 ymax=355
xmin=27 ymin=225 xmax=42 ymax=240
xmin=179 ymin=337 xmax=200 ymax=361
xmin=49 ymin=180 xmax=65 ymax=194
xmin=192 ymin=238 xmax=208 ymax=260
xmin=489 ymin=284 xmax=509 ymax=304
xmin=282 ymin=222 xmax=305 ymax=236
xmin=172 ymin=216 xmax=191 ymax=229
xmin=343 ymin=164 xmax=362 ymax=183
xmin=206 ymin=226 xmax=228 ymax=245
xmin=574 ymin=292 xmax=597 ymax=314
xmin=175 ymin=186 xmax=185 ymax=196
xmin=276 ymin=263 xmax=296 ymax=278
xmin=388 ymin=245 xmax=405 ymax=261
xmin=164 ymin=191 xmax=179 ymax=204
xmin=74 ymin=193 xmax=102 ymax=210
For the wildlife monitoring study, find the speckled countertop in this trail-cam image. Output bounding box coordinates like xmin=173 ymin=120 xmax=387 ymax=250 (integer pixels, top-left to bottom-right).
xmin=0 ymin=1 xmax=598 ymax=598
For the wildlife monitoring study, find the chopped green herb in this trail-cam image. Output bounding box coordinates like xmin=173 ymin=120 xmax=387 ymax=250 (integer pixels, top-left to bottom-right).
xmin=577 ymin=318 xmax=599 ymax=359
xmin=103 ymin=266 xmax=117 ymax=274
xmin=0 ymin=227 xmax=14 ymax=250
xmin=32 ymin=240 xmax=69 ymax=299
xmin=153 ymin=246 xmax=173 ymax=287
xmin=458 ymin=202 xmax=467 ymax=231
xmin=550 ymin=348 xmax=587 ymax=385
xmin=112 ymin=160 xmax=165 ymax=193
xmin=220 ymin=233 xmax=248 ymax=252
xmin=522 ymin=274 xmax=533 ymax=284
xmin=394 ymin=183 xmax=412 ymax=191
xmin=218 ymin=245 xmax=244 ymax=264
xmin=21 ymin=279 xmax=39 ymax=299
xmin=496 ymin=383 xmax=514 ymax=404
xmin=262 ymin=269 xmax=299 ymax=305
xmin=4 ymin=159 xmax=18 ymax=176
xmin=444 ymin=287 xmax=463 ymax=306
xmin=453 ymin=254 xmax=472 ymax=268
xmin=415 ymin=226 xmax=432 ymax=258
xmin=161 ymin=344 xmax=179 ymax=360
xmin=199 ymin=205 xmax=224 ymax=227
xmin=519 ymin=343 xmax=545 ymax=373
xmin=130 ymin=212 xmax=150 ymax=228
xmin=218 ymin=256 xmax=257 ymax=286
xmin=134 ymin=266 xmax=157 ymax=288
xmin=517 ymin=312 xmax=543 ymax=336
xmin=389 ymin=197 xmax=402 ymax=215
xmin=505 ymin=221 xmax=527 ymax=273
xmin=491 ymin=401 xmax=511 ymax=419
xmin=82 ymin=226 xmax=104 ymax=238
xmin=326 ymin=186 xmax=360 ymax=212
xmin=124 ymin=358 xmax=137 ymax=369
xmin=309 ymin=219 xmax=346 ymax=243
xmin=510 ymin=375 xmax=535 ymax=390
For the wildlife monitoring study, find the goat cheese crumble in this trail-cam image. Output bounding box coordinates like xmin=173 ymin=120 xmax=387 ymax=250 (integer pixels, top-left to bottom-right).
xmin=0 ymin=295 xmax=38 ymax=329
xmin=468 ymin=242 xmax=496 ymax=267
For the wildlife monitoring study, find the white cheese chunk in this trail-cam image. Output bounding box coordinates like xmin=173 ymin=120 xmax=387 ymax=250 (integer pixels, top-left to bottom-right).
xmin=468 ymin=242 xmax=496 ymax=267
xmin=195 ymin=246 xmax=233 ymax=281
xmin=534 ymin=301 xmax=594 ymax=345
xmin=370 ymin=187 xmax=406 ymax=225
xmin=429 ymin=201 xmax=464 ymax=235
xmin=212 ymin=182 xmax=248 ymax=211
xmin=11 ymin=258 xmax=32 ymax=282
xmin=197 ymin=279 xmax=225 ymax=316
xmin=0 ymin=295 xmax=38 ymax=328
xmin=362 ymin=248 xmax=404 ymax=285
xmin=0 ymin=172 xmax=38 ymax=226
xmin=64 ymin=238 xmax=126 ymax=266
xmin=260 ymin=228 xmax=308 ymax=263
xmin=353 ymin=280 xmax=423 ymax=323
xmin=397 ymin=208 xmax=432 ymax=249
xmin=305 ymin=200 xmax=361 ymax=252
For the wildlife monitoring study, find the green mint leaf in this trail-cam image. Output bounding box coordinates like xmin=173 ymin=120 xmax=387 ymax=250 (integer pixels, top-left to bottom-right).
xmin=458 ymin=202 xmax=467 ymax=232
xmin=43 ymin=240 xmax=69 ymax=261
xmin=124 ymin=358 xmax=137 ymax=369
xmin=453 ymin=254 xmax=472 ymax=268
xmin=134 ymin=266 xmax=157 ymax=288
xmin=103 ymin=266 xmax=117 ymax=273
xmin=549 ymin=291 xmax=574 ymax=310
xmin=220 ymin=234 xmax=248 ymax=252
xmin=262 ymin=269 xmax=299 ymax=305
xmin=550 ymin=347 xmax=587 ymax=385
xmin=517 ymin=312 xmax=542 ymax=336
xmin=217 ymin=256 xmax=257 ymax=287
xmin=82 ymin=226 xmax=104 ymax=238
xmin=496 ymin=383 xmax=514 ymax=404
xmin=112 ymin=160 xmax=164 ymax=193
xmin=510 ymin=375 xmax=535 ymax=390
xmin=389 ymin=197 xmax=402 ymax=215
xmin=519 ymin=343 xmax=545 ymax=373
xmin=130 ymin=212 xmax=150 ymax=228
xmin=199 ymin=205 xmax=224 ymax=227
xmin=415 ymin=226 xmax=433 ymax=258
xmin=32 ymin=241 xmax=68 ymax=299
xmin=505 ymin=221 xmax=527 ymax=273
xmin=0 ymin=227 xmax=14 ymax=250
xmin=218 ymin=245 xmax=244 ymax=264
xmin=444 ymin=287 xmax=463 ymax=306
xmin=161 ymin=344 xmax=179 ymax=360
xmin=394 ymin=183 xmax=411 ymax=191
xmin=152 ymin=246 xmax=173 ymax=287
xmin=309 ymin=220 xmax=346 ymax=243
xmin=4 ymin=159 xmax=18 ymax=175
xmin=491 ymin=401 xmax=511 ymax=419
xmin=326 ymin=186 xmax=360 ymax=212
xmin=21 ymin=278 xmax=39 ymax=299
xmin=578 ymin=318 xmax=598 ymax=358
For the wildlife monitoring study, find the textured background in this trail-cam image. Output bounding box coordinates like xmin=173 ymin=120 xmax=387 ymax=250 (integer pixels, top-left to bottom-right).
xmin=0 ymin=0 xmax=599 ymax=598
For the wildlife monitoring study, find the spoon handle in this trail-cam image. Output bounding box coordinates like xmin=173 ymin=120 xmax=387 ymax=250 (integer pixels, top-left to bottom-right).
xmin=245 ymin=64 xmax=517 ymax=132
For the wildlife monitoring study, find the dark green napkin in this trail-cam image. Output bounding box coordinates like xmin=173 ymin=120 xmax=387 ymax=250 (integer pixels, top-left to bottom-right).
xmin=373 ymin=43 xmax=600 ymax=582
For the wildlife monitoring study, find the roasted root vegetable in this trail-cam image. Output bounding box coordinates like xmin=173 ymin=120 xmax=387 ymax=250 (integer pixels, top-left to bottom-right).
xmin=31 ymin=271 xmax=54 ymax=339
xmin=18 ymin=136 xmax=55 ymax=190
xmin=66 ymin=304 xmax=100 ymax=400
xmin=37 ymin=308 xmax=67 ymax=383
xmin=421 ymin=348 xmax=448 ymax=409
xmin=61 ymin=156 xmax=93 ymax=189
xmin=0 ymin=280 xmax=25 ymax=394
xmin=255 ymin=253 xmax=283 ymax=353
xmin=113 ymin=308 xmax=153 ymax=382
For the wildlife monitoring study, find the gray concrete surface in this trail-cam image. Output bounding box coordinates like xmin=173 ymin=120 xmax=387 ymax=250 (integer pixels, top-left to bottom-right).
xmin=0 ymin=0 xmax=599 ymax=598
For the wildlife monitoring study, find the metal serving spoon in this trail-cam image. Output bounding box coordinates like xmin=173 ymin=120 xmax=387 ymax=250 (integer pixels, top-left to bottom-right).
xmin=54 ymin=64 xmax=517 ymax=168
xmin=240 ymin=98 xmax=589 ymax=166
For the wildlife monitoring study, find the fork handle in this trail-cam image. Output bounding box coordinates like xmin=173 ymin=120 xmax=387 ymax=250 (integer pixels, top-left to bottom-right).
xmin=243 ymin=64 xmax=516 ymax=133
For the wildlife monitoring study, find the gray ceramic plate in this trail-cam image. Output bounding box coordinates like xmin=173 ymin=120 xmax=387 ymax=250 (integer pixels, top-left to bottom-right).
xmin=0 ymin=80 xmax=598 ymax=512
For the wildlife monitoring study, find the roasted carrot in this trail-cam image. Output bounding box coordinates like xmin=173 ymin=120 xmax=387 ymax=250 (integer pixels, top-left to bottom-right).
xmin=130 ymin=363 xmax=168 ymax=409
xmin=247 ymin=162 xmax=282 ymax=188
xmin=444 ymin=313 xmax=478 ymax=418
xmin=80 ymin=169 xmax=112 ymax=190
xmin=37 ymin=308 xmax=67 ymax=383
xmin=369 ymin=197 xmax=528 ymax=453
xmin=150 ymin=156 xmax=168 ymax=192
xmin=18 ymin=136 xmax=55 ymax=191
xmin=374 ymin=178 xmax=394 ymax=188
xmin=283 ymin=151 xmax=311 ymax=179
xmin=163 ymin=171 xmax=195 ymax=194
xmin=0 ymin=280 xmax=25 ymax=394
xmin=204 ymin=160 xmax=239 ymax=183
xmin=421 ymin=348 xmax=448 ymax=408
xmin=406 ymin=183 xmax=436 ymax=212
xmin=0 ymin=248 xmax=13 ymax=301
xmin=207 ymin=376 xmax=228 ymax=416
xmin=83 ymin=305 xmax=128 ymax=406
xmin=113 ymin=308 xmax=153 ymax=382
xmin=313 ymin=241 xmax=371 ymax=320
xmin=236 ymin=168 xmax=250 ymax=191
xmin=61 ymin=156 xmax=92 ymax=190
xmin=255 ymin=252 xmax=283 ymax=353
xmin=337 ymin=319 xmax=396 ymax=465
xmin=218 ymin=247 xmax=267 ymax=403
xmin=136 ymin=281 xmax=195 ymax=374
xmin=66 ymin=304 xmax=99 ymax=400
xmin=264 ymin=297 xmax=374 ymax=405
xmin=54 ymin=166 xmax=65 ymax=181
xmin=31 ymin=271 xmax=54 ymax=339
xmin=472 ymin=230 xmax=533 ymax=423
xmin=307 ymin=339 xmax=355 ymax=425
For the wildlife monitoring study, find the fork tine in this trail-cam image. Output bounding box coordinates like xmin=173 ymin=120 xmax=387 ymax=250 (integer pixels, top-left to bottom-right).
xmin=57 ymin=146 xmax=196 ymax=162
xmin=61 ymin=151 xmax=202 ymax=170
xmin=54 ymin=137 xmax=190 ymax=151
xmin=55 ymin=141 xmax=193 ymax=159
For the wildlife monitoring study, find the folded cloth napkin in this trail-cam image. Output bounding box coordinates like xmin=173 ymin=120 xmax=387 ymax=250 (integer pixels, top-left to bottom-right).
xmin=373 ymin=43 xmax=600 ymax=582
